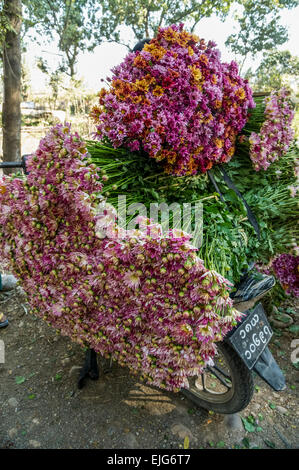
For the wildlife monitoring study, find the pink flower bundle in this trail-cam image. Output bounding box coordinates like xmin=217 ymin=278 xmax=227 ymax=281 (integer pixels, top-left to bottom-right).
xmin=91 ymin=24 xmax=254 ymax=176
xmin=272 ymin=253 xmax=299 ymax=297
xmin=0 ymin=124 xmax=241 ymax=391
xmin=249 ymin=89 xmax=295 ymax=171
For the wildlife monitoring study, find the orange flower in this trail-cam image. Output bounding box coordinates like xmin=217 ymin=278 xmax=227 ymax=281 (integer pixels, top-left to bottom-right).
xmin=98 ymin=88 xmax=108 ymax=105
xmin=189 ymin=65 xmax=202 ymax=82
xmin=227 ymin=146 xmax=235 ymax=157
xmin=112 ymin=79 xmax=133 ymax=100
xmin=162 ymin=27 xmax=179 ymax=43
xmin=133 ymin=55 xmax=148 ymax=68
xmin=134 ymin=75 xmax=155 ymax=93
xmin=0 ymin=184 xmax=6 ymax=195
xmin=214 ymin=138 xmax=224 ymax=149
xmin=194 ymin=145 xmax=204 ymax=154
xmin=186 ymin=157 xmax=197 ymax=174
xmin=153 ymin=150 xmax=166 ymax=162
xmin=152 ymin=86 xmax=164 ymax=97
xmin=199 ymin=54 xmax=208 ymax=65
xmin=131 ymin=95 xmax=142 ymax=104
xmin=211 ymin=74 xmax=218 ymax=85
xmin=165 ymin=150 xmax=177 ymax=164
xmin=143 ymin=42 xmax=167 ymax=60
xmin=236 ymin=87 xmax=246 ymax=100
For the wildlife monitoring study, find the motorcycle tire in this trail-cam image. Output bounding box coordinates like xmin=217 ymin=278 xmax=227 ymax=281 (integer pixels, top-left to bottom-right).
xmin=181 ymin=341 xmax=254 ymax=414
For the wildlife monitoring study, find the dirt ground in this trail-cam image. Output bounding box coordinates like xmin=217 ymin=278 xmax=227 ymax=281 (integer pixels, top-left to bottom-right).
xmin=0 ymin=282 xmax=298 ymax=451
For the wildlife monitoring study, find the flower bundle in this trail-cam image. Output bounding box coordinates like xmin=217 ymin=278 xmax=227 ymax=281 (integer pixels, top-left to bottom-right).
xmin=0 ymin=124 xmax=241 ymax=391
xmin=91 ymin=24 xmax=254 ymax=176
xmin=272 ymin=253 xmax=299 ymax=297
xmin=238 ymin=89 xmax=295 ymax=171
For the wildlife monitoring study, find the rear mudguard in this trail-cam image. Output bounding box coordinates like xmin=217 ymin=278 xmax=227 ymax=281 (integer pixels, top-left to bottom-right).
xmin=252 ymin=346 xmax=286 ymax=391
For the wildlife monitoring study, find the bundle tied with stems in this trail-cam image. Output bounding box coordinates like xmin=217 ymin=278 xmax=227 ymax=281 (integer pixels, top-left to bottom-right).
xmin=237 ymin=88 xmax=295 ymax=171
xmin=0 ymin=123 xmax=242 ymax=391
xmin=91 ymin=23 xmax=254 ymax=176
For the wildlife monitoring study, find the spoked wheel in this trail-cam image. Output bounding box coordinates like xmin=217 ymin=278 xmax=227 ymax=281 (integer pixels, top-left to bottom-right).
xmin=181 ymin=341 xmax=254 ymax=414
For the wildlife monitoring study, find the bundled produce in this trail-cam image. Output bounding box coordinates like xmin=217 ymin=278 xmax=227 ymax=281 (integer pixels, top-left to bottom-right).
xmin=0 ymin=123 xmax=241 ymax=391
xmin=88 ymin=25 xmax=297 ymax=294
xmin=272 ymin=254 xmax=299 ymax=297
xmin=87 ymin=127 xmax=298 ymax=291
xmin=0 ymin=24 xmax=297 ymax=400
xmin=91 ymin=24 xmax=254 ymax=176
xmin=237 ymin=89 xmax=295 ymax=171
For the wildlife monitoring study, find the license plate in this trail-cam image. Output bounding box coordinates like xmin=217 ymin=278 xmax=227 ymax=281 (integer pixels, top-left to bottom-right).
xmin=228 ymin=303 xmax=273 ymax=370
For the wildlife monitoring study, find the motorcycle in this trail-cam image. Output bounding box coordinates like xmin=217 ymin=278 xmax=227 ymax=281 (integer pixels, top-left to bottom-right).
xmin=182 ymin=271 xmax=285 ymax=414
xmin=0 ymin=158 xmax=286 ymax=415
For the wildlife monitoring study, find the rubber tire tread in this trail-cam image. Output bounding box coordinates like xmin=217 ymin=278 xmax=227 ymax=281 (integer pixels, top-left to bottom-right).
xmin=181 ymin=341 xmax=254 ymax=414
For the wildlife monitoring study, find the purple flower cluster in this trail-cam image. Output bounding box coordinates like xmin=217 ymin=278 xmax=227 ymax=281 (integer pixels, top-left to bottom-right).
xmin=272 ymin=253 xmax=299 ymax=297
xmin=91 ymin=24 xmax=254 ymax=176
xmin=0 ymin=124 xmax=241 ymax=391
xmin=249 ymin=89 xmax=295 ymax=171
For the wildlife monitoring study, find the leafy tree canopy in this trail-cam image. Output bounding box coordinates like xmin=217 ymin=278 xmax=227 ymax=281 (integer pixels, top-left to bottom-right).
xmin=97 ymin=0 xmax=233 ymax=45
xmin=225 ymin=0 xmax=298 ymax=72
xmin=250 ymin=50 xmax=299 ymax=91
xmin=22 ymin=0 xmax=103 ymax=77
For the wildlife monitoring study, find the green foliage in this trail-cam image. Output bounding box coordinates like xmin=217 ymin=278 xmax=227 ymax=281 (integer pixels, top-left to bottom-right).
xmin=98 ymin=0 xmax=234 ymax=47
xmin=22 ymin=0 xmax=103 ymax=77
xmin=0 ymin=0 xmax=18 ymax=47
xmin=87 ymin=136 xmax=298 ymax=288
xmin=21 ymin=60 xmax=32 ymax=100
xmin=253 ymin=50 xmax=299 ymax=91
xmin=225 ymin=0 xmax=296 ymax=73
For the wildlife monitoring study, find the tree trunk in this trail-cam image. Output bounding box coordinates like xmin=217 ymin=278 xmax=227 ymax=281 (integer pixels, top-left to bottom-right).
xmin=1 ymin=0 xmax=22 ymax=175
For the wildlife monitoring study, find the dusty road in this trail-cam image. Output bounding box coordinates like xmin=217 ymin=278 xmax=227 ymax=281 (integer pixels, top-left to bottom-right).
xmin=0 ymin=286 xmax=298 ymax=450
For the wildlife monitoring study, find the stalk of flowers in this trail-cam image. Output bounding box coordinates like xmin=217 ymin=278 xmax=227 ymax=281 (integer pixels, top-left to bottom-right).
xmin=237 ymin=89 xmax=295 ymax=171
xmin=271 ymin=254 xmax=298 ymax=297
xmin=91 ymin=23 xmax=254 ymax=176
xmin=0 ymin=124 xmax=241 ymax=391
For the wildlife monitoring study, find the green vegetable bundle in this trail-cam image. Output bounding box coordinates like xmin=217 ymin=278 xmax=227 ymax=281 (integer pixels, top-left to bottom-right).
xmin=86 ymin=136 xmax=298 ymax=287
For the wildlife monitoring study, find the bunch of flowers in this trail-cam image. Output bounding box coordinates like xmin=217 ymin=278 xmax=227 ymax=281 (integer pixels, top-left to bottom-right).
xmin=256 ymin=252 xmax=299 ymax=297
xmin=272 ymin=253 xmax=299 ymax=297
xmin=91 ymin=24 xmax=254 ymax=176
xmin=0 ymin=124 xmax=241 ymax=391
xmin=239 ymin=89 xmax=295 ymax=171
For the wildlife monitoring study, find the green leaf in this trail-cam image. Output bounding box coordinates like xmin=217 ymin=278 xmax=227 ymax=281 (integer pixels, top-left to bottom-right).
xmin=15 ymin=376 xmax=26 ymax=384
xmin=184 ymin=436 xmax=190 ymax=449
xmin=264 ymin=440 xmax=276 ymax=449
xmin=27 ymin=394 xmax=36 ymax=399
xmin=288 ymin=325 xmax=299 ymax=334
xmin=54 ymin=373 xmax=62 ymax=381
xmin=242 ymin=417 xmax=255 ymax=433
xmin=247 ymin=415 xmax=256 ymax=425
xmin=269 ymin=402 xmax=276 ymax=410
xmin=216 ymin=441 xmax=225 ymax=448
xmin=242 ymin=437 xmax=250 ymax=449
xmin=256 ymin=426 xmax=263 ymax=432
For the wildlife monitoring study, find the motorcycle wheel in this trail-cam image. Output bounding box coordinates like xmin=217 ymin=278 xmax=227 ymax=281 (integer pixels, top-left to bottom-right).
xmin=181 ymin=341 xmax=254 ymax=414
